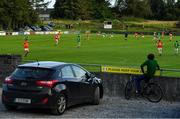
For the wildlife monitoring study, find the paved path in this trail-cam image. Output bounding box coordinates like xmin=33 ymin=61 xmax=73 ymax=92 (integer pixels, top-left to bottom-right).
xmin=0 ymin=88 xmax=179 ymax=118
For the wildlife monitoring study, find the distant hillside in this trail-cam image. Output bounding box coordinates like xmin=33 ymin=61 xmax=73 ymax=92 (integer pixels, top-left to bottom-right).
xmin=43 ymin=19 xmax=179 ymax=33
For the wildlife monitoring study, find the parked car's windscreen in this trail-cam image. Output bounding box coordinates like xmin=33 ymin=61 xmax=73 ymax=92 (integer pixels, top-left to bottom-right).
xmin=11 ymin=67 xmax=54 ymax=80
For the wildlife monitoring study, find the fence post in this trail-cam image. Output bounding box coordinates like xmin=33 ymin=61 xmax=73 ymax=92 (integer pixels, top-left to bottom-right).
xmin=160 ymin=69 xmax=163 ymax=76
xmin=100 ymin=65 xmax=102 ymax=72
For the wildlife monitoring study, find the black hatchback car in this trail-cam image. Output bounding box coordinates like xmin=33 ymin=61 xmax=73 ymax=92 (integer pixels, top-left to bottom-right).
xmin=2 ymin=61 xmax=103 ymax=115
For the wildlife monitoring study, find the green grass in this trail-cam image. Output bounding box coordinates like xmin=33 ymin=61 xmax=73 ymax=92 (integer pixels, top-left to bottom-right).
xmin=0 ymin=34 xmax=180 ymax=77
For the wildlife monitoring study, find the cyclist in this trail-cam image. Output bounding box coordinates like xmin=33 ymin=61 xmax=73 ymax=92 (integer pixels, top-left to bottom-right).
xmin=135 ymin=53 xmax=160 ymax=94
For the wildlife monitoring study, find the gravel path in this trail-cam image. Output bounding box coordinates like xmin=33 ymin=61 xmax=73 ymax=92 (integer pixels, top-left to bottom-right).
xmin=0 ymin=89 xmax=180 ymax=118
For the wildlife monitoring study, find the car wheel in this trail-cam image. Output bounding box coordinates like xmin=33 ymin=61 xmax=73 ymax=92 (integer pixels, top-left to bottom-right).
xmin=51 ymin=94 xmax=67 ymax=115
xmin=92 ymin=86 xmax=100 ymax=105
xmin=4 ymin=104 xmax=18 ymax=110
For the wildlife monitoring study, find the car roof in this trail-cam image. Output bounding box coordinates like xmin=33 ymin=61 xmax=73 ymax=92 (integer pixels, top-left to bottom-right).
xmin=18 ymin=61 xmax=68 ymax=69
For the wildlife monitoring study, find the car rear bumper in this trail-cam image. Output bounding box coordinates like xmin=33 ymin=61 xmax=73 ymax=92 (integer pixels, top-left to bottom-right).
xmin=2 ymin=90 xmax=57 ymax=109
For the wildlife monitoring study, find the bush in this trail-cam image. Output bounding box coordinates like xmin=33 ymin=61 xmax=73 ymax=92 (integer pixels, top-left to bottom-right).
xmin=112 ymin=19 xmax=121 ymax=24
xmin=121 ymin=17 xmax=146 ymax=22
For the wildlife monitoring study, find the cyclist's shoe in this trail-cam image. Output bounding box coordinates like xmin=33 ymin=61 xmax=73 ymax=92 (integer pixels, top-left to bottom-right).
xmin=135 ymin=90 xmax=141 ymax=97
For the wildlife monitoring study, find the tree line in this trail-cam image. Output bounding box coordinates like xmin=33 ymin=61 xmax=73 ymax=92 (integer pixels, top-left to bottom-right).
xmin=0 ymin=0 xmax=48 ymax=30
xmin=113 ymin=0 xmax=180 ymax=20
xmin=51 ymin=0 xmax=112 ymax=20
xmin=52 ymin=0 xmax=180 ymax=20
xmin=0 ymin=0 xmax=179 ymax=30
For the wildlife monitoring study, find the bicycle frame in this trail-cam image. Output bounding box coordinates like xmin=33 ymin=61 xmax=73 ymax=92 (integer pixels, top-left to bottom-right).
xmin=125 ymin=75 xmax=163 ymax=103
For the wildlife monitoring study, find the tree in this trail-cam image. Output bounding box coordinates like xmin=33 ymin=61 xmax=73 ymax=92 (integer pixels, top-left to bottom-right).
xmin=175 ymin=0 xmax=180 ymax=20
xmin=52 ymin=0 xmax=112 ymax=20
xmin=113 ymin=0 xmax=152 ymax=18
xmin=148 ymin=0 xmax=166 ymax=20
xmin=0 ymin=0 xmax=40 ymax=30
xmin=114 ymin=0 xmax=127 ymax=12
xmin=164 ymin=0 xmax=177 ymax=20
xmin=51 ymin=0 xmax=66 ymax=18
xmin=52 ymin=0 xmax=81 ymax=19
xmin=91 ymin=0 xmax=112 ymax=19
xmin=78 ymin=0 xmax=93 ymax=20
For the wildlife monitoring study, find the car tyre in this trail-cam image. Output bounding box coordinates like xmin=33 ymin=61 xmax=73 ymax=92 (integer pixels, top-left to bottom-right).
xmin=51 ymin=94 xmax=67 ymax=115
xmin=4 ymin=104 xmax=18 ymax=110
xmin=92 ymin=86 xmax=100 ymax=105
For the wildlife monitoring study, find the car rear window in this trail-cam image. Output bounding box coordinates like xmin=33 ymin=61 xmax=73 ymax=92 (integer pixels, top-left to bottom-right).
xmin=11 ymin=67 xmax=54 ymax=80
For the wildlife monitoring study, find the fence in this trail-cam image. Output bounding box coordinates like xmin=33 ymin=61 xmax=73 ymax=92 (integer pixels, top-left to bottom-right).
xmin=1 ymin=55 xmax=180 ymax=101
xmin=0 ymin=31 xmax=59 ymax=36
xmin=1 ymin=30 xmax=180 ymax=36
xmin=22 ymin=60 xmax=180 ymax=77
xmin=160 ymin=68 xmax=180 ymax=77
xmin=82 ymin=64 xmax=180 ymax=77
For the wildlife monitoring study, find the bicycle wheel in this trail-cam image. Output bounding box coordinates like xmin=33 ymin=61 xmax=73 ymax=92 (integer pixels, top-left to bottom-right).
xmin=144 ymin=83 xmax=163 ymax=103
xmin=124 ymin=81 xmax=133 ymax=100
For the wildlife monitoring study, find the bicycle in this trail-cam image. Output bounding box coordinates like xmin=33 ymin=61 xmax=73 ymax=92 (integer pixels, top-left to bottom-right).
xmin=124 ymin=75 xmax=163 ymax=103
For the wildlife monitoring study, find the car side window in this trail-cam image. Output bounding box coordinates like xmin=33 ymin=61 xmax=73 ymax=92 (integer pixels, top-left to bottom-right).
xmin=61 ymin=66 xmax=75 ymax=78
xmin=72 ymin=66 xmax=87 ymax=79
xmin=58 ymin=71 xmax=62 ymax=77
xmin=53 ymin=69 xmax=62 ymax=78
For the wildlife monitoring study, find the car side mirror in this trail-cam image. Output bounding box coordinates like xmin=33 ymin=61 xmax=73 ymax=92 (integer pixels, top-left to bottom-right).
xmin=85 ymin=72 xmax=90 ymax=79
xmin=85 ymin=73 xmax=95 ymax=79
xmin=90 ymin=73 xmax=95 ymax=78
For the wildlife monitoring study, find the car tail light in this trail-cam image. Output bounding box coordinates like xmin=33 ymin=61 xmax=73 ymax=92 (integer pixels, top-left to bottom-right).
xmin=36 ymin=80 xmax=58 ymax=88
xmin=4 ymin=77 xmax=13 ymax=84
xmin=42 ymin=97 xmax=49 ymax=104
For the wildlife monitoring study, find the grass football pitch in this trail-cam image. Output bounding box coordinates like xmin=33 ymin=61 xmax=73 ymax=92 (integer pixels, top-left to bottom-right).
xmin=0 ymin=34 xmax=180 ymax=77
